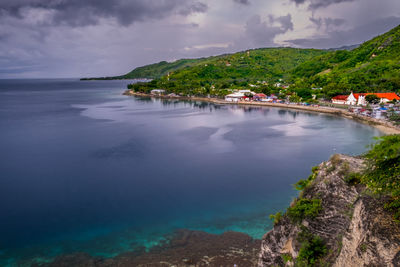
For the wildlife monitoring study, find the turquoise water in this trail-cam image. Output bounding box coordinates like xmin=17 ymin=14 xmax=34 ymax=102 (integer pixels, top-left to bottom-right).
xmin=0 ymin=79 xmax=383 ymax=266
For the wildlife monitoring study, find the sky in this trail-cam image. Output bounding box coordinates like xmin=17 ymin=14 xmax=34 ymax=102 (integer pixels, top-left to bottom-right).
xmin=0 ymin=0 xmax=399 ymax=78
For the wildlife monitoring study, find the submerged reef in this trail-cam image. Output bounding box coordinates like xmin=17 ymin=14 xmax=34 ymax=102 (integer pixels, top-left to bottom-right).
xmin=35 ymin=230 xmax=260 ymax=267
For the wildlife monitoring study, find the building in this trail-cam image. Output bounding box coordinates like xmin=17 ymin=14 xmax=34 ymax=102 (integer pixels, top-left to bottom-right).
xmin=253 ymin=93 xmax=267 ymax=101
xmin=225 ymin=92 xmax=245 ymax=102
xmin=225 ymin=90 xmax=256 ymax=102
xmin=150 ymin=89 xmax=165 ymax=95
xmin=332 ymin=95 xmax=348 ymax=105
xmin=332 ymin=92 xmax=400 ymax=105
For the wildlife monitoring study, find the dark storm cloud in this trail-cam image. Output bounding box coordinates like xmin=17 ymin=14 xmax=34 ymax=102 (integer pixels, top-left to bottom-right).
xmin=287 ymin=16 xmax=400 ymax=49
xmin=244 ymin=14 xmax=293 ymax=47
xmin=233 ymin=0 xmax=251 ymax=5
xmin=0 ymin=0 xmax=208 ymax=26
xmin=291 ymin=0 xmax=355 ymax=10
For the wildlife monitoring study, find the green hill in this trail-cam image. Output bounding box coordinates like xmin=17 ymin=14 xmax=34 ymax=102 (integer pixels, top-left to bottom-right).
xmin=95 ymin=24 xmax=400 ymax=98
xmin=114 ymin=58 xmax=209 ymax=79
xmin=292 ymin=24 xmax=400 ymax=96
xmin=126 ymin=47 xmax=328 ymax=96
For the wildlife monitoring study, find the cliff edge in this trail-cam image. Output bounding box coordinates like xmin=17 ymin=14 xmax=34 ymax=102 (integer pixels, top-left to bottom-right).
xmin=259 ymin=154 xmax=400 ymax=266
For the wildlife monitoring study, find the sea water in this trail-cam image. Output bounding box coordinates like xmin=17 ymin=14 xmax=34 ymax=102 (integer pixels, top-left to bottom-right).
xmin=0 ymin=79 xmax=383 ymax=266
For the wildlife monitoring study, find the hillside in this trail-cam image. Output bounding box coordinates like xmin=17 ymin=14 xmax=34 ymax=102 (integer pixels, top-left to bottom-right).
xmin=292 ymin=24 xmax=400 ymax=96
xmin=126 ymin=47 xmax=328 ymax=96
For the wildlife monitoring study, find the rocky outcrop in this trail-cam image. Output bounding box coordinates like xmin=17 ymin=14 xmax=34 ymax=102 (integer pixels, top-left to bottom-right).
xmin=259 ymin=154 xmax=400 ymax=266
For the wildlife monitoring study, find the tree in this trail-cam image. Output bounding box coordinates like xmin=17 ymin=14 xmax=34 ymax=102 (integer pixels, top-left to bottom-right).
xmin=296 ymin=88 xmax=312 ymax=100
xmin=366 ymin=94 xmax=380 ymax=104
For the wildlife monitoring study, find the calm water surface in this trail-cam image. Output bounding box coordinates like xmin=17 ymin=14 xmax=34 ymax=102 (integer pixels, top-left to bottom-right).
xmin=0 ymin=79 xmax=382 ymax=265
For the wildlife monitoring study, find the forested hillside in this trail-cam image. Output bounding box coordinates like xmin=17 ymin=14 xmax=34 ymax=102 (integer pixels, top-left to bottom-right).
xmin=100 ymin=24 xmax=400 ymax=99
xmin=127 ymin=48 xmax=328 ymax=96
xmin=292 ymin=24 xmax=400 ymax=96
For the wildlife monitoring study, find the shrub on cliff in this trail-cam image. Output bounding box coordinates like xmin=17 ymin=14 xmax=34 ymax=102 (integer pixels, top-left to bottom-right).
xmin=363 ymin=135 xmax=400 ymax=219
xmin=294 ymin=165 xmax=319 ymax=191
xmin=287 ymin=198 xmax=322 ymax=223
xmin=296 ymin=227 xmax=327 ymax=266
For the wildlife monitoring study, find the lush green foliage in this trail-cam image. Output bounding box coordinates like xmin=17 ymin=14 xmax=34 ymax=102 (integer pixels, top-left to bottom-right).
xmin=287 ymin=198 xmax=322 ymax=223
xmin=122 ymin=25 xmax=400 ymax=100
xmin=292 ymin=25 xmax=400 ymax=97
xmin=269 ymin=211 xmax=282 ymax=225
xmin=344 ymin=172 xmax=362 ymax=185
xmin=363 ymin=135 xmax=400 ymax=219
xmin=366 ymin=94 xmax=380 ymax=104
xmin=119 ymin=59 xmax=211 ymax=79
xmin=127 ymin=48 xmax=328 ymax=96
xmin=388 ymin=111 xmax=400 ymax=125
xmin=294 ymin=166 xmax=319 ymax=191
xmin=296 ymin=228 xmax=327 ymax=266
xmin=281 ymin=253 xmax=293 ymax=264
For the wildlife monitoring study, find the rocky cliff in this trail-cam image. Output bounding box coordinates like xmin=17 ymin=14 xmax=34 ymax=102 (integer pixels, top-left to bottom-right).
xmin=258 ymin=154 xmax=400 ymax=267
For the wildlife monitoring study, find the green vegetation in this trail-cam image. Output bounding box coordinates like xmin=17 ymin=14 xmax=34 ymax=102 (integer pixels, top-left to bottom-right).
xmin=269 ymin=211 xmax=282 ymax=225
xmin=388 ymin=111 xmax=400 ymax=125
xmin=366 ymin=94 xmax=380 ymax=104
xmin=126 ymin=47 xmax=328 ymax=97
xmin=363 ymin=135 xmax=400 ymax=219
xmin=292 ymin=25 xmax=400 ymax=97
xmin=344 ymin=172 xmax=363 ymax=185
xmin=116 ymin=59 xmax=209 ymax=79
xmin=337 ymin=162 xmax=350 ymax=177
xmin=359 ymin=243 xmax=368 ymax=253
xmin=294 ymin=165 xmax=319 ymax=191
xmin=296 ymin=228 xmax=327 ymax=266
xmin=287 ymin=198 xmax=322 ymax=223
xmin=326 ymin=154 xmax=342 ymax=174
xmin=281 ymin=253 xmax=293 ymax=264
xmin=121 ymin=25 xmax=400 ymax=100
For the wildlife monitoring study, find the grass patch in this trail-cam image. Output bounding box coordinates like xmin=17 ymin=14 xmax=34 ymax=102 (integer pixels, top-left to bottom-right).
xmin=287 ymin=198 xmax=322 ymax=223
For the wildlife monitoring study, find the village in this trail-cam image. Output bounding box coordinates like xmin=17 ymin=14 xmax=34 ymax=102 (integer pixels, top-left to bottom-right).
xmin=147 ymin=87 xmax=400 ymax=125
xmin=223 ymin=90 xmax=400 ymax=121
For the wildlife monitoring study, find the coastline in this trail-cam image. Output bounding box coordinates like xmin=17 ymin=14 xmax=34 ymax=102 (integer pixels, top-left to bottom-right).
xmin=124 ymin=90 xmax=400 ymax=135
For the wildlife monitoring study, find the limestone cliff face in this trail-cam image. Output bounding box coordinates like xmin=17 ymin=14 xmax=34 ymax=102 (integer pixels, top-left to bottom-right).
xmin=258 ymin=154 xmax=400 ymax=267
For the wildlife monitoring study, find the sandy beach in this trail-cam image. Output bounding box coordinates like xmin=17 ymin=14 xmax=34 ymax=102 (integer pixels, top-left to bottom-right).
xmin=124 ymin=90 xmax=400 ymax=135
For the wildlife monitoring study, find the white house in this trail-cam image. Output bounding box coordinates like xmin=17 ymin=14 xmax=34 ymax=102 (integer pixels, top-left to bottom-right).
xmin=225 ymin=92 xmax=245 ymax=102
xmin=150 ymin=89 xmax=165 ymax=95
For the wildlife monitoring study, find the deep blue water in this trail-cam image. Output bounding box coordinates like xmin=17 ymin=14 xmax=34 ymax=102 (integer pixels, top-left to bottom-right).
xmin=0 ymin=79 xmax=382 ymax=266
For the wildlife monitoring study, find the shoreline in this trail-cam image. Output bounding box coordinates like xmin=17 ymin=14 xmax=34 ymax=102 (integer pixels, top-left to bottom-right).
xmin=124 ymin=90 xmax=400 ymax=135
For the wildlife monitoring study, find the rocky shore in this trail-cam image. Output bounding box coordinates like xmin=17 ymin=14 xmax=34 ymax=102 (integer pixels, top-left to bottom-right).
xmin=123 ymin=90 xmax=400 ymax=135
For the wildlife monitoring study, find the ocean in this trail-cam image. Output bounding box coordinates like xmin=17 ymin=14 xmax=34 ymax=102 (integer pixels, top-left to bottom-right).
xmin=0 ymin=79 xmax=382 ymax=266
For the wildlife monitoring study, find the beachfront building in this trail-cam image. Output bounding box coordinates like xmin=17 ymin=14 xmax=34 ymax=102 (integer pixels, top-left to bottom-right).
xmin=150 ymin=89 xmax=165 ymax=95
xmin=332 ymin=92 xmax=400 ymax=105
xmin=225 ymin=90 xmax=256 ymax=102
xmin=332 ymin=95 xmax=348 ymax=105
xmin=225 ymin=92 xmax=245 ymax=102
xmin=253 ymin=93 xmax=267 ymax=101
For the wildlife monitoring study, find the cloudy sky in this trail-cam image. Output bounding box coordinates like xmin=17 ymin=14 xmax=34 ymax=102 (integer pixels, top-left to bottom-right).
xmin=0 ymin=0 xmax=399 ymax=78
